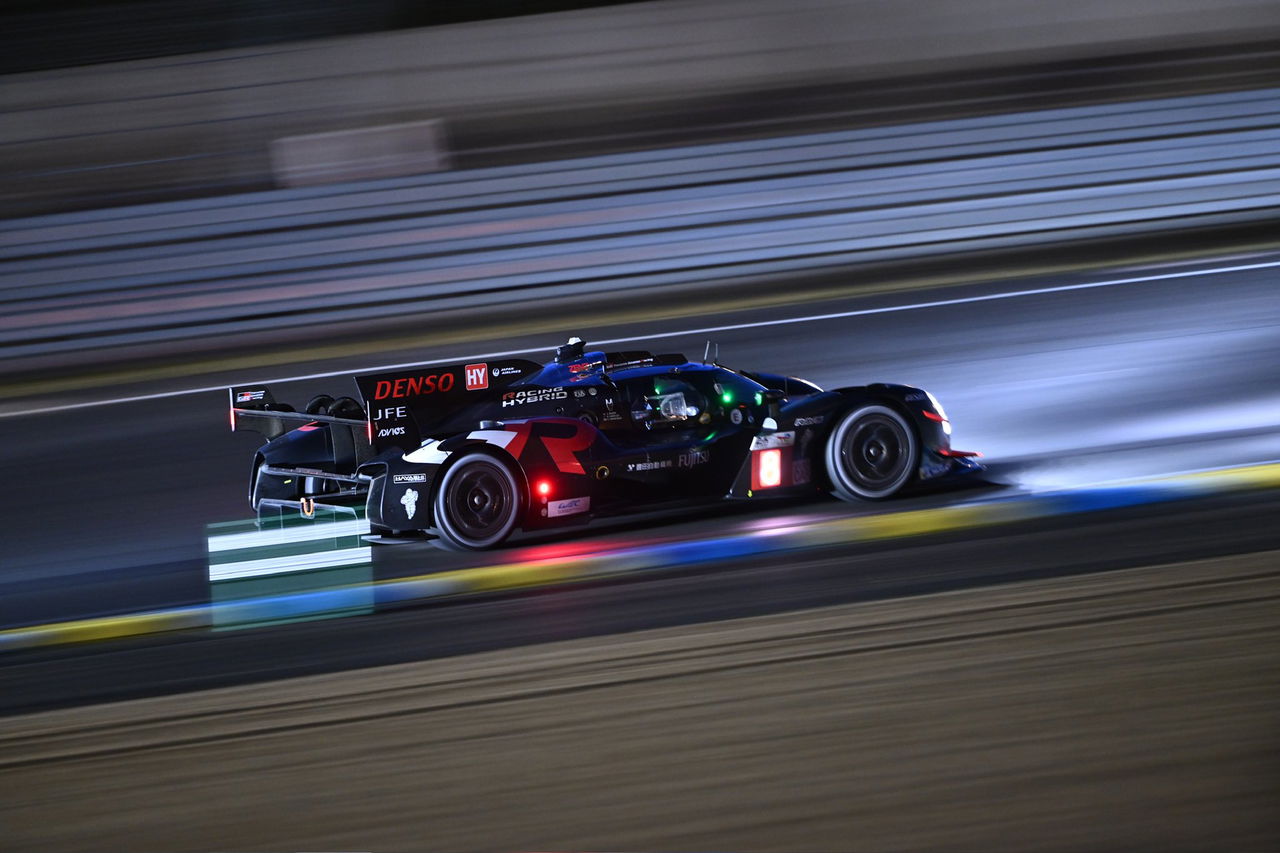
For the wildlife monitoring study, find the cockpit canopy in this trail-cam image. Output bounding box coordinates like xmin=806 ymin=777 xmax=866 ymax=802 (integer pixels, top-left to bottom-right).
xmin=630 ymin=377 xmax=708 ymax=429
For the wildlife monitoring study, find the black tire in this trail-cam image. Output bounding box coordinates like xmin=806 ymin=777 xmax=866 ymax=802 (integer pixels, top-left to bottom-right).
xmin=825 ymin=404 xmax=918 ymax=500
xmin=433 ymin=452 xmax=523 ymax=550
xmin=304 ymin=394 xmax=334 ymax=415
xmin=328 ymin=396 xmax=364 ymax=420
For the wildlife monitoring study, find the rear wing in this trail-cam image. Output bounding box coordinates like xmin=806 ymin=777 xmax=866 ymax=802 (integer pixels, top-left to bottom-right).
xmin=228 ymin=384 xmax=369 ymax=446
xmin=354 ymin=358 xmax=542 ymax=453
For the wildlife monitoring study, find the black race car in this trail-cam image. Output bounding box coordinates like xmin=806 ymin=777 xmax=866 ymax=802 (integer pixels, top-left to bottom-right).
xmin=230 ymin=338 xmax=980 ymax=549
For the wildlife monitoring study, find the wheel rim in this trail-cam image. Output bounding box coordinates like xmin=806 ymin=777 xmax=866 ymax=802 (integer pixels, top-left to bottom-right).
xmin=445 ymin=462 xmax=515 ymax=542
xmin=841 ymin=414 xmax=910 ymax=491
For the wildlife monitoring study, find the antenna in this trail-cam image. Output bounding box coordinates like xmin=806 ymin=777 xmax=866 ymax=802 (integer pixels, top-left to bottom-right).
xmin=703 ymin=340 xmax=711 ymax=363
xmin=715 ymin=342 xmax=720 ymax=363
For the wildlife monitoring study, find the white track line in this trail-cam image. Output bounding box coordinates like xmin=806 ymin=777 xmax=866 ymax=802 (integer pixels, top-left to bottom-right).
xmin=5 ymin=257 xmax=1279 ymax=418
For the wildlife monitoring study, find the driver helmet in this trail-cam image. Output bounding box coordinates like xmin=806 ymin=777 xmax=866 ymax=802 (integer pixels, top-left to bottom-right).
xmin=641 ymin=379 xmax=705 ymax=427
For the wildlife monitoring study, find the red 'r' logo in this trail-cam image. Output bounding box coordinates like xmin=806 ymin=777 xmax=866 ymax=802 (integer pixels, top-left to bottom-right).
xmin=503 ymin=420 xmax=595 ymax=474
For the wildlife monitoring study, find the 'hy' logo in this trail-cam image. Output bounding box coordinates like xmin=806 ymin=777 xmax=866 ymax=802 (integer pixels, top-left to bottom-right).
xmin=465 ymin=363 xmax=488 ymax=390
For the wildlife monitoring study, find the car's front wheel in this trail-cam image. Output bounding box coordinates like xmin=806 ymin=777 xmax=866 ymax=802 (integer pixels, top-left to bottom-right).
xmin=825 ymin=404 xmax=918 ymax=500
xmin=432 ymin=453 xmax=523 ymax=550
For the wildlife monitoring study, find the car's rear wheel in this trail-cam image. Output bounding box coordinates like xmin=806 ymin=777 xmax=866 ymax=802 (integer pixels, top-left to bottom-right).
xmin=328 ymin=396 xmax=364 ymax=420
xmin=304 ymin=394 xmax=334 ymax=415
xmin=825 ymin=404 xmax=918 ymax=500
xmin=433 ymin=453 xmax=522 ymax=550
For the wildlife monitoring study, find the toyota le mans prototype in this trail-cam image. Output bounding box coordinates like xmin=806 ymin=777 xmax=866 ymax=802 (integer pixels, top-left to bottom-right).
xmin=230 ymin=338 xmax=980 ymax=549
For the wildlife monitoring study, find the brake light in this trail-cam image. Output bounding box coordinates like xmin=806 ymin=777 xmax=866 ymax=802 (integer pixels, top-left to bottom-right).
xmin=536 ymin=479 xmax=553 ymax=497
xmin=366 ymin=418 xmax=373 ymax=443
xmin=757 ymin=449 xmax=782 ymax=488
xmin=230 ymin=406 xmax=236 ymax=431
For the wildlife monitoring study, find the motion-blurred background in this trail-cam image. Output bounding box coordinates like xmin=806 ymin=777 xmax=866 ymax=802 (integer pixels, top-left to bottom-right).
xmin=8 ymin=0 xmax=1280 ymax=215
xmin=2 ymin=2 xmax=1279 ymax=851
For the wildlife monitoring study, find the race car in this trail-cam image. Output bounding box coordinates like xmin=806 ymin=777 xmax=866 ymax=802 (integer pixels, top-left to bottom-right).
xmin=229 ymin=337 xmax=980 ymax=549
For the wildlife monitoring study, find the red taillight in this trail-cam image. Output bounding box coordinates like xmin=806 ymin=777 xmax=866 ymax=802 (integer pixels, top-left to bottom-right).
xmin=366 ymin=418 xmax=373 ymax=443
xmin=757 ymin=449 xmax=782 ymax=488
xmin=922 ymin=410 xmax=947 ymax=423
xmin=230 ymin=407 xmax=236 ymax=431
xmin=536 ymin=479 xmax=552 ymax=497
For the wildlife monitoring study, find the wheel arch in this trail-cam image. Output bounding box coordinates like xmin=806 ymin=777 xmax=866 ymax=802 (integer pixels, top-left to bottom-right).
xmin=827 ymin=386 xmax=928 ymax=444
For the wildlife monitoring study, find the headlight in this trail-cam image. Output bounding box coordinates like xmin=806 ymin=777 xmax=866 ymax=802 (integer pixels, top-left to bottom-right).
xmin=924 ymin=392 xmax=951 ymax=436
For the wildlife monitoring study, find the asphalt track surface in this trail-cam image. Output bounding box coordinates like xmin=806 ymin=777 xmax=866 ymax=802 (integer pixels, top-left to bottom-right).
xmin=5 ymin=551 xmax=1277 ymax=852
xmin=5 ymin=488 xmax=1279 ymax=715
xmin=1 ymin=252 xmax=1278 ymax=709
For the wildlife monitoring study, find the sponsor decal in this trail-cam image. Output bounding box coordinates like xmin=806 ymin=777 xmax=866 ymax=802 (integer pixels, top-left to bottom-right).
xmin=751 ymin=431 xmax=796 ymax=450
xmin=588 ymin=387 xmax=598 ymax=396
xmin=501 ymin=420 xmax=595 ymax=475
xmin=465 ymin=363 xmax=489 ymax=391
xmin=799 ymin=428 xmax=815 ymax=457
xmin=374 ymin=372 xmax=455 ymax=399
xmin=400 ymin=488 xmax=419 ymax=519
xmin=601 ymin=411 xmax=623 ymax=422
xmin=547 ymin=496 xmax=591 ymax=518
xmin=372 ymin=405 xmax=407 ymax=420
xmin=300 ymin=496 xmax=316 ymax=518
xmin=502 ymin=387 xmax=569 ymax=407
xmin=393 ymin=473 xmax=427 ymax=484
xmin=235 ymin=389 xmax=266 ymax=403
xmin=730 ymin=409 xmax=743 ymax=425
xmin=678 ymin=448 xmax=710 ymax=468
xmin=378 ymin=426 xmax=407 ymax=437
xmin=628 ymin=459 xmax=673 ymax=472
xmin=792 ymin=458 xmax=812 ymax=485
xmin=794 ymin=415 xmax=825 ymax=427
xmin=493 ymin=366 xmax=523 ymax=377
